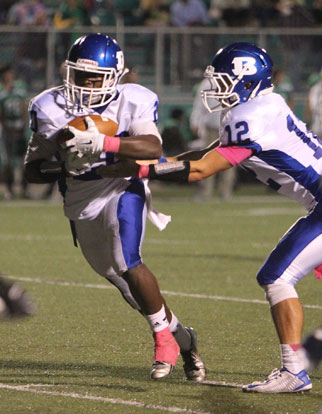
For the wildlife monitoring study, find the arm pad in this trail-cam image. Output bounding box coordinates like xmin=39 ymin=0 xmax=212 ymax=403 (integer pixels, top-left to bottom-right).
xmin=148 ymin=160 xmax=190 ymax=182
xmin=25 ymin=159 xmax=66 ymax=183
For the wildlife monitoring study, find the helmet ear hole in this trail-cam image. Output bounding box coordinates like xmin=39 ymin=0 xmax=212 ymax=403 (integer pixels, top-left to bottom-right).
xmin=244 ymin=81 xmax=253 ymax=90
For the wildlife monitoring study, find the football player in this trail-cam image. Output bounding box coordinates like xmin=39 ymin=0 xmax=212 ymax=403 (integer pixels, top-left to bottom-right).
xmin=97 ymin=42 xmax=322 ymax=393
xmin=24 ymin=33 xmax=206 ymax=382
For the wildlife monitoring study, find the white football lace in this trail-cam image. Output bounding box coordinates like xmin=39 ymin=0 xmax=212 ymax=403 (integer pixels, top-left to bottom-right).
xmin=265 ymin=368 xmax=282 ymax=383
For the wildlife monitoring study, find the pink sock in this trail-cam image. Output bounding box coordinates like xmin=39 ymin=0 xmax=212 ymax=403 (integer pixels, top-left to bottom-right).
xmin=314 ymin=264 xmax=322 ymax=279
xmin=154 ymin=327 xmax=180 ymax=365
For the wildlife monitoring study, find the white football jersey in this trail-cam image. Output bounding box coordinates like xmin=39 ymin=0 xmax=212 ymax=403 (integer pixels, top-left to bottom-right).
xmin=220 ymin=93 xmax=322 ymax=211
xmin=25 ymin=83 xmax=168 ymax=226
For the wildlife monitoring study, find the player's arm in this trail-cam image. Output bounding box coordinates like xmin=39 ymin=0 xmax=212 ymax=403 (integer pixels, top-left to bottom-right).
xmin=168 ymin=139 xmax=219 ymax=161
xmin=25 ymin=154 xmax=93 ymax=183
xmin=24 ymin=130 xmax=62 ymax=183
xmin=189 ymin=149 xmax=232 ymax=181
xmin=145 ymin=149 xmax=232 ymax=182
xmin=97 ymin=148 xmax=232 ymax=181
xmin=65 ymin=117 xmax=162 ymax=160
xmin=24 ymin=131 xmax=91 ymax=183
xmin=96 ymin=139 xmax=220 ymax=177
xmin=110 ymin=134 xmax=162 ymax=159
xmin=24 ymin=157 xmax=76 ymax=183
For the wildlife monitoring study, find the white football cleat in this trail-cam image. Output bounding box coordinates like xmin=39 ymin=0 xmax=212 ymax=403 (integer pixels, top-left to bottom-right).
xmin=242 ymin=367 xmax=312 ymax=393
xmin=150 ymin=361 xmax=174 ymax=380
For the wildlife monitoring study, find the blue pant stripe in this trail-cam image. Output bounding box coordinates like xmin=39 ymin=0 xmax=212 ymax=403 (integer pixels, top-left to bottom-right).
xmin=117 ymin=179 xmax=145 ymax=270
xmin=257 ymin=209 xmax=322 ymax=285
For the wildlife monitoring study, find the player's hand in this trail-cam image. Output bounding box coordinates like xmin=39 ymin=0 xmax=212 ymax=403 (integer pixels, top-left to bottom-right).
xmin=0 ymin=278 xmax=36 ymax=319
xmin=97 ymin=160 xmax=140 ymax=178
xmin=64 ymin=151 xmax=93 ymax=176
xmin=65 ymin=116 xmax=106 ymax=155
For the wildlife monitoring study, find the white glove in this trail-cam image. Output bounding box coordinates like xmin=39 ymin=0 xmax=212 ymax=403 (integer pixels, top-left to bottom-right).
xmin=65 ymin=116 xmax=105 ymax=155
xmin=64 ymin=151 xmax=92 ymax=176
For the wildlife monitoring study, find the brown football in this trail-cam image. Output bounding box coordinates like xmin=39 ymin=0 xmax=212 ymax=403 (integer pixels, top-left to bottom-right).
xmin=56 ymin=114 xmax=119 ymax=147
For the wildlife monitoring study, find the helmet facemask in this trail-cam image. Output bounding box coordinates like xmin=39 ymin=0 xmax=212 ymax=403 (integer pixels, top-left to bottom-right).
xmin=201 ymin=65 xmax=240 ymax=112
xmin=64 ymin=59 xmax=124 ymax=109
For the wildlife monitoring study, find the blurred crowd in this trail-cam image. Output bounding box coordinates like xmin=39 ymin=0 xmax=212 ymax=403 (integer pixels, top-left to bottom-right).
xmin=0 ymin=0 xmax=321 ymax=28
xmin=0 ymin=0 xmax=321 ymax=201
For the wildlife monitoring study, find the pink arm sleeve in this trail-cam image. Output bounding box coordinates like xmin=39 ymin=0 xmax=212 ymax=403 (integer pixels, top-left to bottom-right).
xmin=215 ymin=146 xmax=252 ymax=166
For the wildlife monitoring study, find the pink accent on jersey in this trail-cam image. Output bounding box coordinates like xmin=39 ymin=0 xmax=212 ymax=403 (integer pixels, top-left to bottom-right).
xmin=103 ymin=136 xmax=120 ymax=153
xmin=138 ymin=164 xmax=149 ymax=178
xmin=216 ymin=146 xmax=252 ymax=166
xmin=314 ymin=264 xmax=322 ymax=279
xmin=290 ymin=344 xmax=302 ymax=352
xmin=153 ymin=327 xmax=180 ymax=365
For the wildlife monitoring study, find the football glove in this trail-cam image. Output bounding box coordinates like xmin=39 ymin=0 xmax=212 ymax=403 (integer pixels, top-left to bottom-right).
xmin=0 ymin=278 xmax=35 ymax=319
xmin=64 ymin=151 xmax=93 ymax=176
xmin=65 ymin=116 xmax=105 ymax=155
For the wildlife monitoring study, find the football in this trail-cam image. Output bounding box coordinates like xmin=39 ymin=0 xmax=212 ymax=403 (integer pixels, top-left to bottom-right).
xmin=56 ymin=114 xmax=119 ymax=147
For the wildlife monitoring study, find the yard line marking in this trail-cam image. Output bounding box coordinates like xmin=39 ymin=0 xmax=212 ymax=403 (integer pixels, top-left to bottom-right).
xmin=5 ymin=275 xmax=322 ymax=310
xmin=0 ymin=195 xmax=294 ymax=209
xmin=0 ymin=383 xmax=212 ymax=414
xmin=0 ymin=233 xmax=70 ymax=241
xmin=210 ymin=207 xmax=305 ymax=217
xmin=0 ymin=234 xmax=196 ymax=244
xmin=161 ymin=289 xmax=322 ymax=310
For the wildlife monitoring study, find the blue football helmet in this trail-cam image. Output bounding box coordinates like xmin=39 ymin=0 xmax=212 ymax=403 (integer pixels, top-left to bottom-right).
xmin=202 ymin=42 xmax=274 ymax=112
xmin=64 ymin=33 xmax=126 ymax=108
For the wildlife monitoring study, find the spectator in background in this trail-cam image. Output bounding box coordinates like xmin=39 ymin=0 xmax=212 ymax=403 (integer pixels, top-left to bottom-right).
xmin=0 ymin=0 xmax=16 ymax=24
xmin=270 ymin=0 xmax=315 ymax=87
xmin=311 ymin=0 xmax=322 ymax=25
xmin=170 ymin=0 xmax=210 ymax=85
xmin=161 ymin=108 xmax=187 ymax=156
xmin=272 ymin=66 xmax=294 ymax=109
xmin=53 ymin=0 xmax=89 ymax=29
xmin=306 ymin=67 xmax=322 ymax=138
xmin=170 ymin=0 xmax=209 ymax=27
xmin=13 ymin=4 xmax=48 ymax=92
xmin=7 ymin=0 xmax=48 ymax=25
xmin=190 ymin=79 xmax=236 ymax=200
xmin=0 ymin=65 xmax=29 ymax=199
xmin=209 ymin=0 xmax=256 ymax=27
xmin=53 ymin=0 xmax=91 ymax=62
xmin=250 ymin=0 xmax=278 ymax=27
xmin=140 ymin=0 xmax=170 ymax=26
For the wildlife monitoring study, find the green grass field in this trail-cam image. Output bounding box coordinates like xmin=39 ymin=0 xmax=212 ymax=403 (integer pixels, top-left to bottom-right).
xmin=0 ymin=184 xmax=321 ymax=414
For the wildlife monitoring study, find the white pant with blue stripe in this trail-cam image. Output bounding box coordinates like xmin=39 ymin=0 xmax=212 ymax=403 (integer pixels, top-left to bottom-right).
xmin=257 ymin=205 xmax=322 ymax=287
xmin=72 ymin=180 xmax=147 ymax=310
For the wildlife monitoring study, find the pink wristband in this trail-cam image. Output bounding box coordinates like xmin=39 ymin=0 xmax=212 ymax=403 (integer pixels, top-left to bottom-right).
xmin=138 ymin=164 xmax=150 ymax=178
xmin=103 ymin=136 xmax=120 ymax=153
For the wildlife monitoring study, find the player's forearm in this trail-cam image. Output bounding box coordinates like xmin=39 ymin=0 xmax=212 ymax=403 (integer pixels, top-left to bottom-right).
xmin=175 ymin=139 xmax=219 ymax=161
xmin=111 ymin=134 xmax=162 ymax=160
xmin=24 ymin=159 xmax=65 ymax=183
xmin=144 ymin=160 xmax=208 ymax=182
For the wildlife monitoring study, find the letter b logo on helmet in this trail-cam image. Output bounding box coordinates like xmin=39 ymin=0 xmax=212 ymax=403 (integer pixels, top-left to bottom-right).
xmin=232 ymin=57 xmax=257 ymax=76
